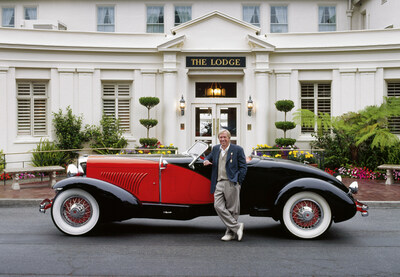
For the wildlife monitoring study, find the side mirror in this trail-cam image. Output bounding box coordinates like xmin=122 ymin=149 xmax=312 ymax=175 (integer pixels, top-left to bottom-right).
xmin=67 ymin=164 xmax=78 ymax=177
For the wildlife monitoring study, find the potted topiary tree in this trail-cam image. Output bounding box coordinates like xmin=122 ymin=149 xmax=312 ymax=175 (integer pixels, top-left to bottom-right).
xmin=275 ymin=100 xmax=296 ymax=147
xmin=139 ymin=97 xmax=160 ymax=147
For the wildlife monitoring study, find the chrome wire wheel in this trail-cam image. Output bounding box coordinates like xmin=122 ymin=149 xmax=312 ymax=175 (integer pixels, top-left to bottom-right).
xmin=51 ymin=189 xmax=99 ymax=236
xmin=282 ymin=192 xmax=332 ymax=239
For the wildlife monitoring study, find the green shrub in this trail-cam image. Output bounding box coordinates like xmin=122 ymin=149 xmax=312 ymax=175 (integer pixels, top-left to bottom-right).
xmin=139 ymin=138 xmax=159 ymax=147
xmin=88 ymin=114 xmax=128 ymax=154
xmin=31 ymin=139 xmax=68 ymax=167
xmin=139 ymin=97 xmax=160 ymax=145
xmin=139 ymin=119 xmax=158 ymax=129
xmin=275 ymin=121 xmax=296 ymax=131
xmin=53 ymin=106 xmax=89 ymax=157
xmin=275 ymin=100 xmax=295 ymax=113
xmin=0 ymin=149 xmax=5 ymax=171
xmin=275 ymin=138 xmax=297 ymax=147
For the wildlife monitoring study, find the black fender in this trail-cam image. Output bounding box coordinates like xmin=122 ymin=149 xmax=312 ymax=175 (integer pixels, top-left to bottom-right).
xmin=53 ymin=177 xmax=140 ymax=222
xmin=272 ymin=178 xmax=357 ymax=223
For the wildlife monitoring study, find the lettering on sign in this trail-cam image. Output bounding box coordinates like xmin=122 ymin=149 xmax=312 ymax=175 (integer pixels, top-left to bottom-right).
xmin=186 ymin=57 xmax=246 ymax=68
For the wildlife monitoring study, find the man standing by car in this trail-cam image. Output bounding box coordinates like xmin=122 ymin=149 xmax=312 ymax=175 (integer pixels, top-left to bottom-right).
xmin=203 ymin=129 xmax=247 ymax=241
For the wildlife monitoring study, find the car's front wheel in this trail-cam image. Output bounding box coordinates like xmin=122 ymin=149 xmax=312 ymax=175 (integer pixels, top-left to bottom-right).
xmin=51 ymin=188 xmax=100 ymax=236
xmin=281 ymin=191 xmax=332 ymax=239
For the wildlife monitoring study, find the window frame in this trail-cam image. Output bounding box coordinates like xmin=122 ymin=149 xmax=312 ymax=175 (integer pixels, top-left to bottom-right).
xmin=243 ymin=5 xmax=260 ymax=27
xmin=146 ymin=5 xmax=164 ymax=33
xmin=270 ymin=5 xmax=288 ymax=33
xmin=2 ymin=7 xmax=15 ymax=27
xmin=16 ymin=81 xmax=48 ymax=137
xmin=300 ymin=82 xmax=332 ymax=133
xmin=97 ymin=5 xmax=115 ymax=32
xmin=318 ymin=6 xmax=336 ymax=32
xmin=102 ymin=82 xmax=132 ymax=132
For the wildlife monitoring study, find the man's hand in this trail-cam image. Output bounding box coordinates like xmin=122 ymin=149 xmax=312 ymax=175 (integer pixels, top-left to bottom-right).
xmin=203 ymin=160 xmax=212 ymax=166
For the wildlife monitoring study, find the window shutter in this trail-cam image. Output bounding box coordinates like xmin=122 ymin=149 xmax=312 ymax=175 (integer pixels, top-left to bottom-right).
xmin=117 ymin=84 xmax=130 ymax=131
xmin=102 ymin=83 xmax=131 ymax=132
xmin=301 ymin=84 xmax=315 ymax=132
xmin=103 ymin=84 xmax=116 ymax=118
xmin=17 ymin=82 xmax=47 ymax=136
xmin=388 ymin=82 xmax=400 ymax=134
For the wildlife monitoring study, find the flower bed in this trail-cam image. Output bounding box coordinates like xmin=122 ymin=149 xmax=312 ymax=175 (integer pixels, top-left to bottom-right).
xmin=325 ymin=166 xmax=400 ymax=181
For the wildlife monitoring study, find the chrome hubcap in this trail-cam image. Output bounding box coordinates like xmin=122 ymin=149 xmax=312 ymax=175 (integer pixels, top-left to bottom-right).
xmin=61 ymin=196 xmax=92 ymax=227
xmin=290 ymin=199 xmax=323 ymax=230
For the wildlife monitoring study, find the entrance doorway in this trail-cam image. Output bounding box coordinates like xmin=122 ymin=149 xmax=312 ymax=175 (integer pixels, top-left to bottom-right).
xmin=193 ymin=104 xmax=240 ymax=146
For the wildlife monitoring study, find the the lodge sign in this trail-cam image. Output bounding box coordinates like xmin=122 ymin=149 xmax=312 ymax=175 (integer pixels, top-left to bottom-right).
xmin=186 ymin=57 xmax=246 ymax=68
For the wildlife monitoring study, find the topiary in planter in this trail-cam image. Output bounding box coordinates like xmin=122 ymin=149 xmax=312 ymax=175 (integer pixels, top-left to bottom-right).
xmin=275 ymin=100 xmax=296 ymax=147
xmin=139 ymin=97 xmax=160 ymax=146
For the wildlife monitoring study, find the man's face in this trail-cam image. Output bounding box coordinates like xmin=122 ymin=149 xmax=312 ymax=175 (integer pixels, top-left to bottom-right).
xmin=218 ymin=132 xmax=230 ymax=149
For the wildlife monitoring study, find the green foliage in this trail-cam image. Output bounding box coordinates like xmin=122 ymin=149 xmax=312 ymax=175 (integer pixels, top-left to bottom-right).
xmin=275 ymin=138 xmax=297 ymax=147
xmin=275 ymin=99 xmax=296 ymax=146
xmin=139 ymin=97 xmax=160 ymax=143
xmin=275 ymin=121 xmax=296 ymax=132
xmin=139 ymin=138 xmax=159 ymax=147
xmin=139 ymin=97 xmax=160 ymax=110
xmin=31 ymin=139 xmax=68 ymax=167
xmin=293 ymin=109 xmax=331 ymax=136
xmin=275 ymin=100 xmax=294 ymax=113
xmin=311 ymin=97 xmax=400 ymax=169
xmin=53 ymin=106 xmax=89 ymax=151
xmin=139 ymin=119 xmax=158 ymax=129
xmin=88 ymin=114 xmax=128 ymax=154
xmin=0 ymin=149 xmax=5 ymax=171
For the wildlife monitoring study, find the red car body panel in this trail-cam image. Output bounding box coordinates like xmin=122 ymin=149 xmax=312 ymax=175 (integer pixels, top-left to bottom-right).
xmin=86 ymin=156 xmax=159 ymax=202
xmin=86 ymin=156 xmax=214 ymax=205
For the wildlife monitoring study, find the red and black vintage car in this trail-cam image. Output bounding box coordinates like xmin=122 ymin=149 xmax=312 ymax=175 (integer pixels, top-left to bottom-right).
xmin=40 ymin=142 xmax=368 ymax=239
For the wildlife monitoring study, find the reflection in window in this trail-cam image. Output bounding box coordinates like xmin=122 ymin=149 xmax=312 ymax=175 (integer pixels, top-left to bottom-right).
xmin=319 ymin=6 xmax=336 ymax=32
xmin=2 ymin=7 xmax=15 ymax=27
xmin=175 ymin=6 xmax=191 ymax=26
xmin=147 ymin=6 xmax=164 ymax=33
xmin=24 ymin=7 xmax=37 ymax=20
xmin=271 ymin=6 xmax=288 ymax=33
xmin=243 ymin=6 xmax=260 ymax=27
xmin=97 ymin=6 xmax=115 ymax=32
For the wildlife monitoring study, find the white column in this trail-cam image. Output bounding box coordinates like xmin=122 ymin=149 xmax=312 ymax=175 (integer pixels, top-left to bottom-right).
xmin=162 ymin=70 xmax=178 ymax=145
xmin=57 ymin=68 xmax=75 ymax=111
xmin=0 ymin=67 xmax=8 ymax=152
xmin=77 ymin=68 xmax=94 ymax=125
xmin=255 ymin=70 xmax=270 ymax=144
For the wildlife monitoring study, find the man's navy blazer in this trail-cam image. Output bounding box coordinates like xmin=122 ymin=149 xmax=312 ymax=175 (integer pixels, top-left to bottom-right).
xmin=205 ymin=144 xmax=247 ymax=194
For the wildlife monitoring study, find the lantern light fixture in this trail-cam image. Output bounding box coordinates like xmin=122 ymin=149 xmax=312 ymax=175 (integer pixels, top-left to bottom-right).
xmin=179 ymin=95 xmax=186 ymax=116
xmin=247 ymin=96 xmax=254 ymax=116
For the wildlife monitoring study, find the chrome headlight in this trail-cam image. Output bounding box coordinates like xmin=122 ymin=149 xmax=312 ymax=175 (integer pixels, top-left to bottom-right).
xmin=348 ymin=181 xmax=358 ymax=194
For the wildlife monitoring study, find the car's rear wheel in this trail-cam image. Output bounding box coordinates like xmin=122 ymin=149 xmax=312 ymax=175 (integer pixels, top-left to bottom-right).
xmin=281 ymin=191 xmax=332 ymax=239
xmin=51 ymin=188 xmax=100 ymax=236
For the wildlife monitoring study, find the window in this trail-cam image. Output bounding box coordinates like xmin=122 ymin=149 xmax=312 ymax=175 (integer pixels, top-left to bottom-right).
xmin=24 ymin=7 xmax=37 ymax=20
xmin=243 ymin=6 xmax=260 ymax=27
xmin=300 ymin=83 xmax=331 ymax=133
xmin=387 ymin=82 xmax=400 ymax=134
xmin=175 ymin=6 xmax=191 ymax=26
xmin=270 ymin=6 xmax=288 ymax=33
xmin=2 ymin=7 xmax=14 ymax=27
xmin=147 ymin=6 xmax=164 ymax=33
xmin=319 ymin=6 xmax=336 ymax=32
xmin=102 ymin=83 xmax=131 ymax=131
xmin=17 ymin=82 xmax=48 ymax=136
xmin=97 ymin=6 xmax=115 ymax=32
xmin=195 ymin=82 xmax=237 ymax=98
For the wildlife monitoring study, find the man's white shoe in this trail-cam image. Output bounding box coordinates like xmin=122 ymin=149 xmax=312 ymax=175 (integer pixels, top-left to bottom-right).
xmin=237 ymin=223 xmax=244 ymax=241
xmin=221 ymin=234 xmax=235 ymax=241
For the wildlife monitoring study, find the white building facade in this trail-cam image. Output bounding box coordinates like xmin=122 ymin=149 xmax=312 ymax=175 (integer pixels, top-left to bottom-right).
xmin=1 ymin=0 xmax=399 ymax=157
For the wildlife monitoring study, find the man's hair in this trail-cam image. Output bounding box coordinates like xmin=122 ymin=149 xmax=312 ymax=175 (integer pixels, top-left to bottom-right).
xmin=218 ymin=129 xmax=231 ymax=138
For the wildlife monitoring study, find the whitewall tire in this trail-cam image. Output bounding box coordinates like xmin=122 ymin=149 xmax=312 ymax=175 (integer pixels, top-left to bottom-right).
xmin=281 ymin=191 xmax=332 ymax=239
xmin=51 ymin=188 xmax=100 ymax=236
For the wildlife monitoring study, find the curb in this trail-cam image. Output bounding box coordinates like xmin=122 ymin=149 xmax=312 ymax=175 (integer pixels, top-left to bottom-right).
xmin=1 ymin=199 xmax=400 ymax=208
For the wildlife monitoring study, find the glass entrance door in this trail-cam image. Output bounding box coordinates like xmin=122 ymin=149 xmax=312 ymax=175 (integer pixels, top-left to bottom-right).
xmin=194 ymin=104 xmax=240 ymax=147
